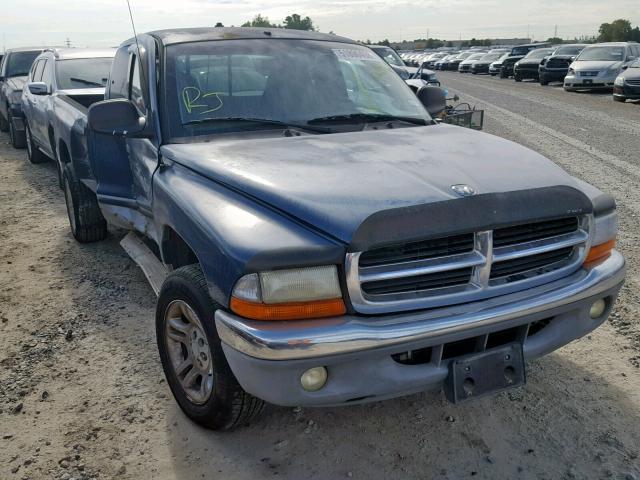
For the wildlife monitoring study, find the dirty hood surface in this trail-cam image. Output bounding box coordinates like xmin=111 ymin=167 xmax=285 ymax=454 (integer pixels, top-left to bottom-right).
xmin=162 ymin=125 xmax=580 ymax=244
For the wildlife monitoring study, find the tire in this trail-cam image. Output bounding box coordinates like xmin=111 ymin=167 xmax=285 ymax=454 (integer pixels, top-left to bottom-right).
xmin=156 ymin=265 xmax=265 ymax=430
xmin=9 ymin=117 xmax=26 ymax=149
xmin=540 ymin=75 xmax=549 ymax=86
xmin=613 ymin=95 xmax=626 ymax=103
xmin=564 ymin=87 xmax=576 ymax=92
xmin=490 ymin=73 xmax=497 ymax=76
xmin=62 ymin=163 xmax=108 ymax=243
xmin=0 ymin=109 xmax=8 ymax=132
xmin=500 ymin=69 xmax=508 ymax=79
xmin=514 ymin=73 xmax=522 ymax=82
xmin=25 ymin=122 xmax=48 ymax=164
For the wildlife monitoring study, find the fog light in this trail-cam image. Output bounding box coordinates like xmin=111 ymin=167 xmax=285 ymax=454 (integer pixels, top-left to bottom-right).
xmin=589 ymin=299 xmax=607 ymax=319
xmin=300 ymin=367 xmax=328 ymax=392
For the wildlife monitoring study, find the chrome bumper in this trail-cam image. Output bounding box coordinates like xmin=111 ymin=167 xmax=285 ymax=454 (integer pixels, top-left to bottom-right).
xmin=215 ymin=252 xmax=625 ymax=361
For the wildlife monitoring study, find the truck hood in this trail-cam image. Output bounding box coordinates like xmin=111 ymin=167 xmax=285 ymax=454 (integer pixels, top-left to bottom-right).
xmin=573 ymin=60 xmax=621 ymax=71
xmin=161 ymin=125 xmax=582 ymax=245
xmin=6 ymin=76 xmax=27 ymax=92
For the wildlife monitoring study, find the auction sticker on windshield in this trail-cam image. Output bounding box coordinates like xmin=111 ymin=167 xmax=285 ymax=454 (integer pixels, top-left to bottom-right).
xmin=333 ymin=48 xmax=378 ymax=61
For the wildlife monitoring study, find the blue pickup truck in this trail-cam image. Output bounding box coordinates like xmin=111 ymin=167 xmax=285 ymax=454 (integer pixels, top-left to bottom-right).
xmin=59 ymin=27 xmax=624 ymax=430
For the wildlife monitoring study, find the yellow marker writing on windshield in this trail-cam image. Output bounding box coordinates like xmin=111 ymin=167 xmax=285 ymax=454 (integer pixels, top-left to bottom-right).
xmin=182 ymin=87 xmax=224 ymax=114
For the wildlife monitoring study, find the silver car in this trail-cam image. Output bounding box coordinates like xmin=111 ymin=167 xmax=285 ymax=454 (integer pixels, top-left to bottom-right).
xmin=564 ymin=42 xmax=639 ymax=92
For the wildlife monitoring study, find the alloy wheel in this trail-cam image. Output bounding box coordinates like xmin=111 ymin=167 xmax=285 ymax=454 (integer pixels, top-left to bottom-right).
xmin=164 ymin=300 xmax=214 ymax=405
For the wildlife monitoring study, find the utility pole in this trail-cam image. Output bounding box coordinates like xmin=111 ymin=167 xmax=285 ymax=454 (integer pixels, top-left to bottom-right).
xmin=554 ymin=24 xmax=558 ymax=38
xmin=65 ymin=37 xmax=71 ymax=48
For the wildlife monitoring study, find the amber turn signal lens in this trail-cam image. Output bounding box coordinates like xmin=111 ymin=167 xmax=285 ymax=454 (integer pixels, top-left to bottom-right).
xmin=230 ymin=297 xmax=346 ymax=321
xmin=584 ymin=239 xmax=615 ymax=265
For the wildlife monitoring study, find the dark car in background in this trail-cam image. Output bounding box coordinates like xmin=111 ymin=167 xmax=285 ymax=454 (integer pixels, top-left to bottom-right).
xmin=471 ymin=52 xmax=505 ymax=74
xmin=613 ymin=59 xmax=640 ymax=102
xmin=513 ymin=47 xmax=555 ymax=82
xmin=500 ymin=43 xmax=551 ymax=78
xmin=0 ymin=47 xmax=44 ymax=147
xmin=370 ymin=45 xmax=410 ymax=79
xmin=538 ymin=44 xmax=587 ymax=85
xmin=489 ymin=53 xmax=509 ymax=76
xmin=445 ymin=51 xmax=473 ymax=71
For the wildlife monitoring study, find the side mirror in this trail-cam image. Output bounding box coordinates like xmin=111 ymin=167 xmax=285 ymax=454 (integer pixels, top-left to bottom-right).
xmin=28 ymin=82 xmax=50 ymax=95
xmin=416 ymin=85 xmax=447 ymax=116
xmin=88 ymin=99 xmax=149 ymax=137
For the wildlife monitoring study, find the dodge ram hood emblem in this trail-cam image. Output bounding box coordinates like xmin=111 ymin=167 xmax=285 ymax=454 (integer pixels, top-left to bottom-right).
xmin=451 ymin=184 xmax=477 ymax=197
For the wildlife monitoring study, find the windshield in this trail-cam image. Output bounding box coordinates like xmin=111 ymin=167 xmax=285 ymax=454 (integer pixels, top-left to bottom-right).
xmin=372 ymin=47 xmax=404 ymax=67
xmin=577 ymin=46 xmax=624 ymax=61
xmin=630 ymin=60 xmax=640 ymax=68
xmin=55 ymin=58 xmax=113 ymax=89
xmin=524 ymin=49 xmax=553 ymax=60
xmin=165 ymin=40 xmax=429 ymax=138
xmin=480 ymin=53 xmax=503 ymax=62
xmin=5 ymin=51 xmax=41 ymax=77
xmin=554 ymin=46 xmax=584 ymax=56
xmin=466 ymin=53 xmax=486 ymax=61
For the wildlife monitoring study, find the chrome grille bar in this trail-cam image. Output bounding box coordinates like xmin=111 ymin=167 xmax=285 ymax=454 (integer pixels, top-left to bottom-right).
xmin=346 ymin=216 xmax=592 ymax=314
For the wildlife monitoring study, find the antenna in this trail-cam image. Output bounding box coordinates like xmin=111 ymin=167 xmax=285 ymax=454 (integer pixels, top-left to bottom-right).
xmin=126 ymin=0 xmax=142 ymax=56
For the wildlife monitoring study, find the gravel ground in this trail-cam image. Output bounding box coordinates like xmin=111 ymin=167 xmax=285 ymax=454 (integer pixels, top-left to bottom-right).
xmin=1 ymin=74 xmax=639 ymax=480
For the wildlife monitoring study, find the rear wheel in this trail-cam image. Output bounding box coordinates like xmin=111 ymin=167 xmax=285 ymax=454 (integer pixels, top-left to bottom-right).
xmin=613 ymin=95 xmax=626 ymax=103
xmin=0 ymin=109 xmax=8 ymax=132
xmin=26 ymin=123 xmax=48 ymax=164
xmin=9 ymin=117 xmax=26 ymax=149
xmin=156 ymin=265 xmax=265 ymax=430
xmin=62 ymin=163 xmax=108 ymax=243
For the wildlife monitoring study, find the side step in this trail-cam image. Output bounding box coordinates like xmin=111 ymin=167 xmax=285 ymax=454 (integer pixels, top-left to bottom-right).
xmin=120 ymin=232 xmax=168 ymax=296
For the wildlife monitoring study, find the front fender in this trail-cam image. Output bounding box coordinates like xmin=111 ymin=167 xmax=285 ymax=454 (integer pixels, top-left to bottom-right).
xmin=152 ymin=163 xmax=346 ymax=307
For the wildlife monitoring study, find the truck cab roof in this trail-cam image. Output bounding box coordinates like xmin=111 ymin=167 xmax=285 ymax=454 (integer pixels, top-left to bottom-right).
xmin=135 ymin=27 xmax=356 ymax=47
xmin=43 ymin=48 xmax=116 ymax=60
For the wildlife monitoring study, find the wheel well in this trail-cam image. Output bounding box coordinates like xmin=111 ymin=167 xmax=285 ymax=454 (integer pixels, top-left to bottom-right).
xmin=58 ymin=140 xmax=71 ymax=164
xmin=161 ymin=227 xmax=199 ymax=269
xmin=48 ymin=126 xmax=56 ymax=156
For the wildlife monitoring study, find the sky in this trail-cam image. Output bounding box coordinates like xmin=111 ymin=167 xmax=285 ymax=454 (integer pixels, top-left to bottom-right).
xmin=1 ymin=0 xmax=639 ymax=50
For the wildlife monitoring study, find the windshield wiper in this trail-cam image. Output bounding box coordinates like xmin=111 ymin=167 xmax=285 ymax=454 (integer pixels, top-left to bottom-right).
xmin=8 ymin=72 xmax=29 ymax=78
xmin=307 ymin=113 xmax=428 ymax=126
xmin=183 ymin=117 xmax=330 ymax=134
xmin=69 ymin=77 xmax=105 ymax=87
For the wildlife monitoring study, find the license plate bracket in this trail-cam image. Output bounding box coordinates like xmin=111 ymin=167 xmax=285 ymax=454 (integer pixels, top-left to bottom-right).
xmin=445 ymin=343 xmax=526 ymax=403
xmin=583 ymin=79 xmax=593 ymax=85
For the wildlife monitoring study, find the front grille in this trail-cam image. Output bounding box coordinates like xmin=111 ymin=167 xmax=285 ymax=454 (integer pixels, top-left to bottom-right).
xmin=490 ymin=246 xmax=574 ymax=281
xmin=626 ymin=79 xmax=640 ymax=86
xmin=580 ymin=71 xmax=599 ymax=77
xmin=546 ymin=58 xmax=570 ymax=68
xmin=347 ymin=216 xmax=590 ymax=314
xmin=359 ymin=233 xmax=474 ymax=267
xmin=362 ymin=267 xmax=472 ymax=295
xmin=493 ymin=217 xmax=578 ymax=247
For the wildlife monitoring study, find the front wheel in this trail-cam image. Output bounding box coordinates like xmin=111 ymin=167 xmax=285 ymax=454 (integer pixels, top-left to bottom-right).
xmin=540 ymin=75 xmax=549 ymax=86
xmin=514 ymin=73 xmax=522 ymax=82
xmin=9 ymin=117 xmax=26 ymax=149
xmin=156 ymin=265 xmax=265 ymax=430
xmin=613 ymin=95 xmax=626 ymax=103
xmin=26 ymin=123 xmax=48 ymax=164
xmin=62 ymin=163 xmax=108 ymax=243
xmin=0 ymin=110 xmax=8 ymax=132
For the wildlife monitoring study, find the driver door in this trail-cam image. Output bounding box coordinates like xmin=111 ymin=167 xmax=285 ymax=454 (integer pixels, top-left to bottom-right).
xmin=89 ymin=44 xmax=159 ymax=224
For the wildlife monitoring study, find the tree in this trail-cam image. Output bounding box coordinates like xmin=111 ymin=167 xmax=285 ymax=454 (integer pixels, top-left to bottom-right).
xmin=283 ymin=13 xmax=315 ymax=31
xmin=214 ymin=22 xmax=224 ymax=28
xmin=242 ymin=14 xmax=276 ymax=28
xmin=598 ymin=19 xmax=634 ymax=42
xmin=546 ymin=37 xmax=564 ymax=44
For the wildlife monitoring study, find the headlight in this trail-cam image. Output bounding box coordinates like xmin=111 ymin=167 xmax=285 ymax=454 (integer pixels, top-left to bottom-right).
xmin=231 ymin=266 xmax=346 ymax=320
xmin=614 ymin=76 xmax=625 ymax=86
xmin=585 ymin=212 xmax=617 ymax=265
xmin=568 ymin=68 xmax=575 ymax=75
xmin=606 ymin=65 xmax=620 ymax=76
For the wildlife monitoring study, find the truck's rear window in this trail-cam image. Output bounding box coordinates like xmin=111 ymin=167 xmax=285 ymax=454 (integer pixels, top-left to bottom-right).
xmin=164 ymin=39 xmax=429 ymax=138
xmin=4 ymin=51 xmax=41 ymax=78
xmin=56 ymin=58 xmax=113 ymax=90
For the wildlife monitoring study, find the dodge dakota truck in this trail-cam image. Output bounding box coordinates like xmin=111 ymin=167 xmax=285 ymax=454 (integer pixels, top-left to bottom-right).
xmin=62 ymin=27 xmax=624 ymax=430
xmin=21 ymin=48 xmax=115 ymax=185
xmin=0 ymin=47 xmax=44 ymax=148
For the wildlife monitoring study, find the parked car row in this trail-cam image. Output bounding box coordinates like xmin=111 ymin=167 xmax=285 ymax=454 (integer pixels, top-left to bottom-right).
xmin=401 ymin=42 xmax=640 ymax=103
xmin=0 ymin=28 xmax=626 ymax=432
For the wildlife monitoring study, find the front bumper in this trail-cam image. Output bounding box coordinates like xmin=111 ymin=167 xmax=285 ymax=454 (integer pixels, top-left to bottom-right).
xmin=539 ymin=68 xmax=568 ymax=81
xmin=613 ymin=84 xmax=640 ymax=99
xmin=216 ymin=252 xmax=625 ymax=406
xmin=514 ymin=66 xmax=539 ymax=79
xmin=564 ymin=72 xmax=617 ymax=89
